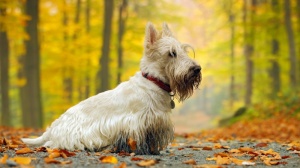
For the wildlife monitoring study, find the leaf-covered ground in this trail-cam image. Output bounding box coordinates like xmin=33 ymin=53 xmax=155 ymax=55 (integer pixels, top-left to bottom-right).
xmin=0 ymin=115 xmax=299 ymax=167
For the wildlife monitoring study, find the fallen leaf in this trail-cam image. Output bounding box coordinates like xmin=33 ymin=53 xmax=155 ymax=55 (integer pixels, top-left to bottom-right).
xmin=100 ymin=156 xmax=118 ymax=164
xmin=59 ymin=149 xmax=76 ymax=157
xmin=10 ymin=157 xmax=31 ymax=165
xmin=48 ymin=151 xmax=60 ymax=159
xmin=61 ymin=160 xmax=72 ymax=164
xmin=214 ymin=143 xmax=230 ymax=149
xmin=281 ymin=155 xmax=290 ymax=159
xmin=202 ymin=146 xmax=212 ymax=151
xmin=44 ymin=157 xmax=61 ymax=164
xmin=216 ymin=156 xmax=231 ymax=165
xmin=193 ymin=164 xmax=222 ymax=168
xmin=12 ymin=139 xmax=24 ymax=145
xmin=183 ymin=159 xmax=196 ymax=165
xmin=206 ymin=157 xmax=217 ymax=161
xmin=239 ymin=147 xmax=254 ymax=152
xmin=35 ymin=147 xmax=47 ymax=152
xmin=0 ymin=154 xmax=8 ymax=164
xmin=131 ymin=157 xmax=143 ymax=161
xmin=214 ymin=152 xmax=229 ymax=157
xmin=230 ymin=158 xmax=255 ymax=166
xmin=229 ymin=149 xmax=241 ymax=153
xmin=255 ymin=143 xmax=268 ymax=147
xmin=128 ymin=138 xmax=137 ymax=151
xmin=8 ymin=145 xmax=19 ymax=149
xmin=118 ymin=151 xmax=131 ymax=156
xmin=119 ymin=162 xmax=127 ymax=168
xmin=136 ymin=159 xmax=157 ymax=167
xmin=16 ymin=148 xmax=34 ymax=154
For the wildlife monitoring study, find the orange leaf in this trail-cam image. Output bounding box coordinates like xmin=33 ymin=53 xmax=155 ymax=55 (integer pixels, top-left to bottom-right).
xmin=255 ymin=143 xmax=268 ymax=147
xmin=44 ymin=157 xmax=61 ymax=164
xmin=119 ymin=162 xmax=127 ymax=168
xmin=59 ymin=149 xmax=76 ymax=157
xmin=239 ymin=147 xmax=254 ymax=152
xmin=61 ymin=160 xmax=72 ymax=164
xmin=183 ymin=159 xmax=196 ymax=165
xmin=8 ymin=145 xmax=19 ymax=149
xmin=127 ymin=138 xmax=137 ymax=151
xmin=10 ymin=157 xmax=31 ymax=165
xmin=136 ymin=159 xmax=157 ymax=167
xmin=16 ymin=147 xmax=34 ymax=154
xmin=202 ymin=146 xmax=212 ymax=150
xmin=193 ymin=164 xmax=222 ymax=168
xmin=35 ymin=147 xmax=47 ymax=152
xmin=230 ymin=158 xmax=255 ymax=165
xmin=131 ymin=157 xmax=143 ymax=161
xmin=216 ymin=156 xmax=231 ymax=165
xmin=100 ymin=156 xmax=118 ymax=164
xmin=0 ymin=154 xmax=8 ymax=164
xmin=206 ymin=157 xmax=217 ymax=161
xmin=229 ymin=149 xmax=241 ymax=153
xmin=49 ymin=151 xmax=60 ymax=159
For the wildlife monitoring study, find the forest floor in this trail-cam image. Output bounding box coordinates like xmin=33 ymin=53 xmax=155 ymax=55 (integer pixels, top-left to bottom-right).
xmin=0 ymin=115 xmax=300 ymax=168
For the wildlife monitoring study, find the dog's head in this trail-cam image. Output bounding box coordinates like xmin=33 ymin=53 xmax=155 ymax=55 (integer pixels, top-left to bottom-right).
xmin=140 ymin=22 xmax=201 ymax=101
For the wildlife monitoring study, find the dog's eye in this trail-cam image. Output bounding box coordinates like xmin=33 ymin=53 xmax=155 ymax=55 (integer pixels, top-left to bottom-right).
xmin=169 ymin=51 xmax=177 ymax=57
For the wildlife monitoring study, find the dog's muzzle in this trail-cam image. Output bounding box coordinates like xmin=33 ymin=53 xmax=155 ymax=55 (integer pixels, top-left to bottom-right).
xmin=191 ymin=65 xmax=201 ymax=76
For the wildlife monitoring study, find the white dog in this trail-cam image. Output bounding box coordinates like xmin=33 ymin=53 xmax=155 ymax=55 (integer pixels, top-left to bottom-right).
xmin=22 ymin=22 xmax=201 ymax=155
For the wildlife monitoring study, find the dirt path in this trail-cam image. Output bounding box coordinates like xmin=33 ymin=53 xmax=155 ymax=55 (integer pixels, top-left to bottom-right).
xmin=1 ymin=137 xmax=299 ymax=167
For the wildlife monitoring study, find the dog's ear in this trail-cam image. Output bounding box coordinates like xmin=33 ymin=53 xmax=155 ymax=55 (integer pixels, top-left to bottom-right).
xmin=145 ymin=22 xmax=158 ymax=47
xmin=162 ymin=22 xmax=173 ymax=37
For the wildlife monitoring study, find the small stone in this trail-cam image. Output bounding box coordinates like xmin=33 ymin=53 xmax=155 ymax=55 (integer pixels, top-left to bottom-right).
xmin=6 ymin=160 xmax=18 ymax=167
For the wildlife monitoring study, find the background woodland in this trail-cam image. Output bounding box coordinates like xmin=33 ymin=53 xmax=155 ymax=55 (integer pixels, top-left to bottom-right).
xmin=0 ymin=0 xmax=300 ymax=130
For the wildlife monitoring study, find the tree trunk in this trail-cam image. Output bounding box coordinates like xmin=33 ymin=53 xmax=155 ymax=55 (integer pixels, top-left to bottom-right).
xmin=0 ymin=7 xmax=11 ymax=126
xmin=284 ymin=0 xmax=297 ymax=88
xmin=97 ymin=0 xmax=114 ymax=93
xmin=117 ymin=0 xmax=128 ymax=84
xmin=21 ymin=0 xmax=43 ymax=128
xmin=243 ymin=0 xmax=256 ymax=106
xmin=228 ymin=1 xmax=235 ymax=109
xmin=62 ymin=0 xmax=73 ymax=103
xmin=84 ymin=0 xmax=91 ymax=99
xmin=296 ymin=0 xmax=300 ymax=86
xmin=268 ymin=0 xmax=281 ymax=97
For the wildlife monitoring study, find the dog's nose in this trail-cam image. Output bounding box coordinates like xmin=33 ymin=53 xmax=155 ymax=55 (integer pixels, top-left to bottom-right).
xmin=192 ymin=65 xmax=201 ymax=75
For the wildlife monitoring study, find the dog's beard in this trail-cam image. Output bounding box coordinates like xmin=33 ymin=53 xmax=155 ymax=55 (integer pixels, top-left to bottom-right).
xmin=169 ymin=70 xmax=201 ymax=102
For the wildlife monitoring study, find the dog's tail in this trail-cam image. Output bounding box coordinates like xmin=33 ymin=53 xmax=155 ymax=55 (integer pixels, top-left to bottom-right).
xmin=21 ymin=133 xmax=47 ymax=146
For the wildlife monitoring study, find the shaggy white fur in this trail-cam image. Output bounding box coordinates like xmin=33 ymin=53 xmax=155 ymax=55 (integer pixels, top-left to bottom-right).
xmin=22 ymin=22 xmax=201 ymax=155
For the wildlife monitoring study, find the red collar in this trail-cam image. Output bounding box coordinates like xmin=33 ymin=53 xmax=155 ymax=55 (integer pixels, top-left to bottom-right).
xmin=142 ymin=72 xmax=172 ymax=93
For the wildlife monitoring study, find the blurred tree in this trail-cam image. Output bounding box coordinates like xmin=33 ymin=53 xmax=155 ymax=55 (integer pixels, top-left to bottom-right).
xmin=20 ymin=0 xmax=43 ymax=128
xmin=284 ymin=0 xmax=297 ymax=88
xmin=83 ymin=0 xmax=91 ymax=99
xmin=117 ymin=0 xmax=128 ymax=84
xmin=297 ymin=0 xmax=300 ymax=85
xmin=226 ymin=0 xmax=235 ymax=109
xmin=268 ymin=0 xmax=281 ymax=96
xmin=243 ymin=0 xmax=256 ymax=106
xmin=0 ymin=4 xmax=11 ymax=126
xmin=97 ymin=0 xmax=114 ymax=92
xmin=62 ymin=0 xmax=73 ymax=103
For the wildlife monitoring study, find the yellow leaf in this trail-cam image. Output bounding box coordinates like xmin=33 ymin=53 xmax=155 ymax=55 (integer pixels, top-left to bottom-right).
xmin=216 ymin=156 xmax=231 ymax=165
xmin=136 ymin=159 xmax=157 ymax=167
xmin=10 ymin=157 xmax=31 ymax=165
xmin=0 ymin=154 xmax=8 ymax=164
xmin=16 ymin=148 xmax=34 ymax=154
xmin=100 ymin=156 xmax=118 ymax=164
